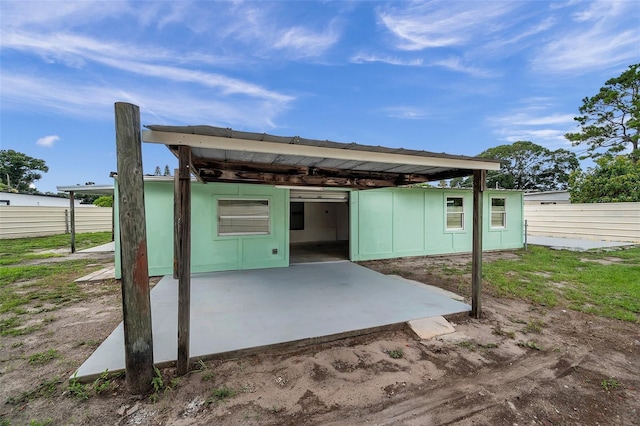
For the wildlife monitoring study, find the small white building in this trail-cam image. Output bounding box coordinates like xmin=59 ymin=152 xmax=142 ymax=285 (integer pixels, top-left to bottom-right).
xmin=0 ymin=192 xmax=84 ymax=207
xmin=523 ymin=190 xmax=570 ymax=205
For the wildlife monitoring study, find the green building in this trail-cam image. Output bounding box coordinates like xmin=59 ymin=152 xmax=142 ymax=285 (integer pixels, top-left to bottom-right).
xmin=114 ymin=179 xmax=523 ymax=278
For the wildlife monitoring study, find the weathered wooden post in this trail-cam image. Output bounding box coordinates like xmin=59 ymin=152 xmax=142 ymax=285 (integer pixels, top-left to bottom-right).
xmin=173 ymin=168 xmax=180 ymax=280
xmin=69 ymin=191 xmax=76 ymax=253
xmin=471 ymin=169 xmax=486 ymax=319
xmin=115 ymin=102 xmax=154 ymax=393
xmin=176 ymin=146 xmax=192 ymax=375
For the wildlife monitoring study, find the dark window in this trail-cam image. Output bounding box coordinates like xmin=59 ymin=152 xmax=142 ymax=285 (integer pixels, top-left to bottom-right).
xmin=290 ymin=202 xmax=304 ymax=230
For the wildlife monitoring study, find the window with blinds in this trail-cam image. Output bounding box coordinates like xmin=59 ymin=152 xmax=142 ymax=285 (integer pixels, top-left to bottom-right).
xmin=446 ymin=197 xmax=464 ymax=230
xmin=217 ymin=199 xmax=270 ymax=236
xmin=491 ymin=198 xmax=506 ymax=228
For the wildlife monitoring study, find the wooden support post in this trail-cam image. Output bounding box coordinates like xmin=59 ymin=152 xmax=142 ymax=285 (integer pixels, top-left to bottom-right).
xmin=111 ymin=200 xmax=115 ymax=242
xmin=115 ymin=102 xmax=154 ymax=393
xmin=471 ymin=169 xmax=486 ymax=319
xmin=173 ymin=169 xmax=180 ymax=279
xmin=69 ymin=191 xmax=76 ymax=253
xmin=177 ymin=146 xmax=192 ymax=376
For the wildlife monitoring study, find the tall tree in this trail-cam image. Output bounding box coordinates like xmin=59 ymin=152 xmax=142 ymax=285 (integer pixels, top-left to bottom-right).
xmin=450 ymin=141 xmax=579 ymax=191
xmin=163 ymin=165 xmax=171 ymax=176
xmin=565 ymin=63 xmax=639 ymax=163
xmin=154 ymin=166 xmax=162 ymax=176
xmin=569 ymin=155 xmax=640 ymax=203
xmin=0 ymin=149 xmax=49 ymax=192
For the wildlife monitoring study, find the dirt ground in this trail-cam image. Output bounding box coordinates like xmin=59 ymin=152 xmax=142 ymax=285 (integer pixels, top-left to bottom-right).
xmin=1 ymin=251 xmax=639 ymax=425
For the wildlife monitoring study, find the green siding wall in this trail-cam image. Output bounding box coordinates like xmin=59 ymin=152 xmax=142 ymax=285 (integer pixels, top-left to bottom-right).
xmin=115 ymin=180 xmax=288 ymax=278
xmin=115 ymin=181 xmax=523 ymax=277
xmin=351 ymin=187 xmax=523 ymax=261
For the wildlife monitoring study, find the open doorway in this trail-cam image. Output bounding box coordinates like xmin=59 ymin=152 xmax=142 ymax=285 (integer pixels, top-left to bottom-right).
xmin=289 ymin=189 xmax=350 ymax=264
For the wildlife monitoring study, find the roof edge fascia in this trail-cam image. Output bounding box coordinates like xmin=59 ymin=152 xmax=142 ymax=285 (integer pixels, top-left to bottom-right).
xmin=142 ymin=130 xmax=501 ymax=171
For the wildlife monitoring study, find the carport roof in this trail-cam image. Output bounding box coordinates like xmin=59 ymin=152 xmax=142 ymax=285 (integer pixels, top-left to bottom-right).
xmin=142 ymin=125 xmax=501 ymax=189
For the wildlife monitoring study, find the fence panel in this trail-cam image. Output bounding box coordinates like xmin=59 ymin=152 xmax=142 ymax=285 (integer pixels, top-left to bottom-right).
xmin=0 ymin=206 xmax=113 ymax=239
xmin=524 ymin=202 xmax=640 ymax=243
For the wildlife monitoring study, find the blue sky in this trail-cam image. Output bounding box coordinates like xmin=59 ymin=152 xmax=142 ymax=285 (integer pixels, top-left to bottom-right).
xmin=1 ymin=1 xmax=639 ymax=193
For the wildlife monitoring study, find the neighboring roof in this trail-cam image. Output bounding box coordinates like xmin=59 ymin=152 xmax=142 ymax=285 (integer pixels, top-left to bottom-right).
xmin=56 ymin=184 xmax=114 ymax=195
xmin=142 ymin=125 xmax=501 ymax=189
xmin=523 ymin=190 xmax=569 ymax=195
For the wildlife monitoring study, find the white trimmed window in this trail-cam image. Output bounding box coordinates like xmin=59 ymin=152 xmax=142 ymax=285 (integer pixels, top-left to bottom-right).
xmin=446 ymin=197 xmax=464 ymax=230
xmin=218 ymin=199 xmax=270 ymax=236
xmin=491 ymin=198 xmax=506 ymax=228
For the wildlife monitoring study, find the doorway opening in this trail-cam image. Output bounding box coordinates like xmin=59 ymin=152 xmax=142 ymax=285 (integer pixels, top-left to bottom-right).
xmin=289 ymin=189 xmax=350 ymax=264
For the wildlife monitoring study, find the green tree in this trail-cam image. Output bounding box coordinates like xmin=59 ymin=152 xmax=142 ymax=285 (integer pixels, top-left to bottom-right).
xmin=93 ymin=195 xmax=114 ymax=207
xmin=569 ymin=155 xmax=640 ymax=203
xmin=154 ymin=166 xmax=162 ymax=176
xmin=0 ymin=149 xmax=49 ymax=192
xmin=565 ymin=64 xmax=639 ymax=163
xmin=450 ymin=141 xmax=579 ymax=191
xmin=164 ymin=165 xmax=171 ymax=176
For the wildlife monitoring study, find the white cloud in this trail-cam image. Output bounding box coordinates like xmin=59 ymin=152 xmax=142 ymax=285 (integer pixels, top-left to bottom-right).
xmin=488 ymin=109 xmax=577 ymax=149
xmin=377 ymin=2 xmax=518 ymax=50
xmin=384 ymin=107 xmax=428 ymax=120
xmin=350 ymin=53 xmax=423 ymax=66
xmin=1 ymin=73 xmax=289 ymax=129
xmin=273 ymin=22 xmax=340 ymax=59
xmin=1 ymin=30 xmax=294 ymax=111
xmin=430 ymin=57 xmax=496 ymax=78
xmin=36 ymin=135 xmax=59 ymax=147
xmin=532 ymin=1 xmax=640 ymax=73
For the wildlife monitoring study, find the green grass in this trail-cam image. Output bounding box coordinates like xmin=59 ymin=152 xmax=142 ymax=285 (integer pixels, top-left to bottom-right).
xmin=6 ymin=377 xmax=62 ymax=405
xmin=0 ymin=232 xmax=111 ymax=259
xmin=483 ymin=246 xmax=640 ymax=322
xmin=28 ymin=349 xmax=61 ymax=365
xmin=0 ymin=232 xmax=114 ymax=336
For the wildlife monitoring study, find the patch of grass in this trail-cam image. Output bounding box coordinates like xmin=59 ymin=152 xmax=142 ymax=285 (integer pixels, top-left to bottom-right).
xmin=67 ymin=373 xmax=89 ymax=400
xmin=206 ymin=387 xmax=236 ymax=405
xmin=74 ymin=339 xmax=100 ymax=348
xmin=0 ymin=260 xmax=101 ymax=320
xmin=456 ymin=341 xmax=476 ymax=351
xmin=387 ymin=348 xmax=404 ymax=359
xmin=0 ymin=233 xmax=112 ymax=319
xmin=484 ymin=246 xmax=640 ymax=322
xmin=523 ymin=319 xmax=545 ymax=334
xmin=92 ymin=370 xmax=113 ymax=395
xmin=149 ymin=367 xmax=179 ymax=402
xmin=28 ymin=349 xmax=61 ymax=365
xmin=0 ymin=232 xmax=111 ymax=263
xmin=517 ymin=340 xmax=544 ymax=351
xmin=202 ymin=371 xmax=215 ymax=382
xmin=456 ymin=340 xmax=499 ymax=351
xmin=601 ymin=377 xmax=620 ymax=391
xmin=29 ymin=419 xmax=54 ymax=426
xmin=269 ymin=405 xmax=284 ymax=414
xmin=492 ymin=325 xmax=516 ymax=339
xmin=6 ymin=377 xmax=62 ymax=404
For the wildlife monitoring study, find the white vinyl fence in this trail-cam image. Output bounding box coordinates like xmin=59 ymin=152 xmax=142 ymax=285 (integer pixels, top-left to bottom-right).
xmin=0 ymin=206 xmax=113 ymax=239
xmin=524 ymin=202 xmax=640 ymax=243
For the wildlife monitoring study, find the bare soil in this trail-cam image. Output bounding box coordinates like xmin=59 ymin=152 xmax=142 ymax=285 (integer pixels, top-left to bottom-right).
xmin=1 ymin=252 xmax=639 ymax=425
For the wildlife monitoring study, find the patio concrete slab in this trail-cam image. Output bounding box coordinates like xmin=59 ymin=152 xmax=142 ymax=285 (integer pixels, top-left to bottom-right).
xmin=79 ymin=241 xmax=115 ymax=253
xmin=527 ymin=236 xmax=636 ymax=251
xmin=388 ymin=275 xmax=465 ymax=301
xmin=75 ymin=265 xmax=115 ymax=282
xmin=75 ymin=262 xmax=470 ymax=380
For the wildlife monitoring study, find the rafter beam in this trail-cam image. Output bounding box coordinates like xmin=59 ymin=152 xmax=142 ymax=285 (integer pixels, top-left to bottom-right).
xmin=190 ymin=158 xmax=447 ymax=187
